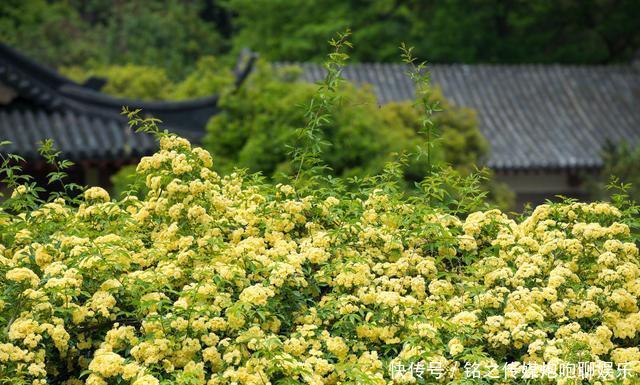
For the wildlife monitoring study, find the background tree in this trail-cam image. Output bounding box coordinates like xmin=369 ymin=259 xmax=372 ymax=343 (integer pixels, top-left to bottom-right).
xmin=226 ymin=0 xmax=640 ymax=64
xmin=201 ymin=62 xmax=513 ymax=207
xmin=588 ymin=142 xmax=640 ymax=202
xmin=3 ymin=0 xmax=639 ymax=69
xmin=62 ymin=56 xmax=234 ymax=100
xmin=0 ymin=0 xmax=230 ymax=78
xmin=0 ymin=0 xmax=95 ymax=67
xmin=204 ymin=63 xmax=485 ymax=178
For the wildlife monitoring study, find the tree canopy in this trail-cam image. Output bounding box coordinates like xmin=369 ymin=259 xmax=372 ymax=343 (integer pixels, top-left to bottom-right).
xmin=255 ymin=0 xmax=640 ymax=64
xmin=0 ymin=0 xmax=230 ymax=78
xmin=2 ymin=0 xmax=639 ymax=72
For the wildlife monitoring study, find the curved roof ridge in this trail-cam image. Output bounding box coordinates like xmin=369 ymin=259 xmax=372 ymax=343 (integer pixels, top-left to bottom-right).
xmin=0 ymin=43 xmax=78 ymax=90
xmin=0 ymin=43 xmax=255 ymax=108
xmin=0 ymin=44 xmax=258 ymax=159
xmin=59 ymin=85 xmax=220 ymax=112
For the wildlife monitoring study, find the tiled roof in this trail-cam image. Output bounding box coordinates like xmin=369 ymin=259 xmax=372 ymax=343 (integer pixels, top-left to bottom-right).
xmin=0 ymin=44 xmax=254 ymax=161
xmin=287 ymin=63 xmax=640 ymax=171
xmin=0 ymin=108 xmax=156 ymax=161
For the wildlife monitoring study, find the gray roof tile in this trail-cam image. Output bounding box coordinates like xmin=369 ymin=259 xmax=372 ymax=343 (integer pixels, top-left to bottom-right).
xmin=0 ymin=108 xmax=156 ymax=161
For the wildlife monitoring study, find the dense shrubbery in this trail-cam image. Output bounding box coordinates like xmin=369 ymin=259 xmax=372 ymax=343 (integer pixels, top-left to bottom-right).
xmin=63 ymin=56 xmax=234 ymax=101
xmin=588 ymin=142 xmax=640 ymax=204
xmin=226 ymin=0 xmax=640 ymax=64
xmin=206 ymin=61 xmax=511 ymax=209
xmin=1 ymin=129 xmax=640 ymax=385
xmin=205 ymin=62 xmax=487 ymax=179
xmin=1 ymin=0 xmax=228 ymax=78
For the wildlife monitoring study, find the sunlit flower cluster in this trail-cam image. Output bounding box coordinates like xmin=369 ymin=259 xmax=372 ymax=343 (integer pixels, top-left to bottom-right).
xmin=1 ymin=134 xmax=638 ymax=385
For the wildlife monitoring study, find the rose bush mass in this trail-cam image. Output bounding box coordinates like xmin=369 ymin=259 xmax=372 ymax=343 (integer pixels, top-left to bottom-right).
xmin=1 ymin=134 xmax=639 ymax=385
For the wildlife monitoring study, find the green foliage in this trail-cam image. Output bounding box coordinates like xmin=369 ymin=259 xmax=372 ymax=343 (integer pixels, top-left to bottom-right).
xmin=36 ymin=139 xmax=83 ymax=203
xmin=589 ymin=142 xmax=640 ymax=203
xmin=226 ymin=0 xmax=640 ymax=64
xmin=399 ymin=43 xmax=441 ymax=172
xmin=62 ymin=56 xmax=235 ymax=101
xmin=93 ymin=1 xmax=227 ymax=78
xmin=0 ymin=0 xmax=95 ymax=67
xmin=201 ymin=58 xmax=514 ymax=209
xmin=290 ymin=29 xmax=354 ymax=191
xmin=3 ymin=0 xmax=638 ymax=72
xmin=201 ymin=43 xmax=513 ymax=209
xmin=63 ymin=64 xmax=173 ymax=100
xmin=110 ymin=164 xmax=143 ymax=199
xmin=1 ymin=0 xmax=228 ymax=77
xmin=171 ymin=56 xmax=235 ymax=99
xmin=0 ymin=139 xmax=82 ymax=216
xmin=607 ymin=178 xmax=640 ymax=243
xmin=205 ymin=61 xmax=481 ymax=180
xmin=381 ymin=96 xmax=487 ymax=173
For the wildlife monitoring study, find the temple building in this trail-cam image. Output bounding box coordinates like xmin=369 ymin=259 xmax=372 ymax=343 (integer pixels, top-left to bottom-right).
xmin=0 ymin=43 xmax=253 ymax=187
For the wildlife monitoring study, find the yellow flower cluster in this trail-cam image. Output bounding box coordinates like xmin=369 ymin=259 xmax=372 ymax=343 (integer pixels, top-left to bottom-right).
xmin=1 ymin=134 xmax=639 ymax=385
xmin=238 ymin=284 xmax=275 ymax=306
xmin=6 ymin=267 xmax=40 ymax=287
xmin=84 ymin=187 xmax=111 ymax=202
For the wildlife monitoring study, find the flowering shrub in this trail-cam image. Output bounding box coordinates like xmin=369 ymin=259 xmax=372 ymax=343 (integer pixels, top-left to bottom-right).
xmin=1 ymin=131 xmax=639 ymax=385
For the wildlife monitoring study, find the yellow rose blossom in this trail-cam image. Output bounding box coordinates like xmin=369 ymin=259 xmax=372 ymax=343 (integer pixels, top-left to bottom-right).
xmin=84 ymin=187 xmax=110 ymax=202
xmin=450 ymin=311 xmax=479 ymax=327
xmin=132 ymin=374 xmax=160 ymax=385
xmin=448 ymin=338 xmax=464 ymax=356
xmin=88 ymin=350 xmax=124 ymax=377
xmin=6 ymin=267 xmax=40 ymax=287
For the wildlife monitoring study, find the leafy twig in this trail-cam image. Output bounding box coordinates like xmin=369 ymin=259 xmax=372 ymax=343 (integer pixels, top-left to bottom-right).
xmin=290 ymin=29 xmax=352 ymax=189
xmin=400 ymin=43 xmax=441 ymax=171
xmin=37 ymin=139 xmax=83 ymax=202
